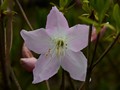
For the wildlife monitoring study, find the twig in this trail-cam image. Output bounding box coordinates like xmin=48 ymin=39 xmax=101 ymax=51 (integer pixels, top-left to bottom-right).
xmin=92 ymin=32 xmax=120 ymax=69
xmin=6 ymin=0 xmax=13 ymax=53
xmin=15 ymin=0 xmax=33 ymax=30
xmin=87 ymin=11 xmax=94 ymax=65
xmin=79 ymin=82 xmax=85 ymax=90
xmin=99 ymin=43 xmax=120 ymax=77
xmin=67 ymin=73 xmax=75 ymax=90
xmin=83 ymin=33 xmax=100 ymax=90
xmin=89 ymin=33 xmax=100 ymax=68
xmin=87 ymin=24 xmax=93 ymax=65
xmin=0 ymin=8 xmax=11 ymax=90
xmin=10 ymin=68 xmax=22 ymax=90
xmin=60 ymin=69 xmax=65 ymax=90
xmin=45 ymin=80 xmax=50 ymax=90
xmin=84 ymin=24 xmax=93 ymax=90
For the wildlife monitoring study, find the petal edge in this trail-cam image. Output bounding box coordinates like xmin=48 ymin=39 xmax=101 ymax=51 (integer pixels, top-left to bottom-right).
xmin=67 ymin=24 xmax=89 ymax=52
xmin=32 ymin=54 xmax=60 ymax=83
xmin=61 ymin=50 xmax=87 ymax=81
xmin=20 ymin=29 xmax=53 ymax=54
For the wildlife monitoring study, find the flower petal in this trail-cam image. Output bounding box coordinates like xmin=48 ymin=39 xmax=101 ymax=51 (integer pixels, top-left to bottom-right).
xmin=20 ymin=29 xmax=53 ymax=54
xmin=32 ymin=54 xmax=60 ymax=84
xmin=46 ymin=6 xmax=69 ymax=37
xmin=67 ymin=24 xmax=89 ymax=52
xmin=61 ymin=49 xmax=87 ymax=81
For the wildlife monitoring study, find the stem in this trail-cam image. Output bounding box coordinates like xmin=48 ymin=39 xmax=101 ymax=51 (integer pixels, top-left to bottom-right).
xmin=60 ymin=69 xmax=65 ymax=90
xmin=84 ymin=68 xmax=92 ymax=90
xmin=10 ymin=68 xmax=22 ymax=90
xmin=79 ymin=82 xmax=85 ymax=90
xmin=0 ymin=9 xmax=11 ymax=90
xmin=89 ymin=33 xmax=100 ymax=68
xmin=6 ymin=0 xmax=13 ymax=53
xmin=45 ymin=80 xmax=50 ymax=90
xmin=84 ymin=11 xmax=94 ymax=89
xmin=87 ymin=24 xmax=93 ymax=64
xmin=84 ymin=33 xmax=100 ymax=90
xmin=66 ymin=72 xmax=75 ymax=90
xmin=92 ymin=32 xmax=120 ymax=69
xmin=84 ymin=24 xmax=93 ymax=90
xmin=99 ymin=43 xmax=120 ymax=77
xmin=4 ymin=1 xmax=14 ymax=86
xmin=87 ymin=11 xmax=94 ymax=65
xmin=83 ymin=24 xmax=92 ymax=90
xmin=3 ymin=0 xmax=22 ymax=89
xmin=15 ymin=0 xmax=33 ymax=30
xmin=5 ymin=0 xmax=16 ymax=89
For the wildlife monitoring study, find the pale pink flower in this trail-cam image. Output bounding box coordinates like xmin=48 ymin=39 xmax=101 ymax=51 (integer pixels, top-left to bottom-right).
xmin=20 ymin=6 xmax=89 ymax=84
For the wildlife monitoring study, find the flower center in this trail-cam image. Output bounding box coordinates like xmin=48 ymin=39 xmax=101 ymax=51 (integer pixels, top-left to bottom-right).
xmin=57 ymin=40 xmax=64 ymax=48
xmin=55 ymin=39 xmax=66 ymax=57
xmin=45 ymin=39 xmax=67 ymax=58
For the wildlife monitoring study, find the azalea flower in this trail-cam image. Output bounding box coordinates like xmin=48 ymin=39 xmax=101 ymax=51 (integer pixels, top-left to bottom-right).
xmin=20 ymin=6 xmax=89 ymax=84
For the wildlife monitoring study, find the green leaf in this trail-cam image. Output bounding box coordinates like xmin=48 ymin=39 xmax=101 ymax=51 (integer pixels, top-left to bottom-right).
xmin=101 ymin=23 xmax=115 ymax=31
xmin=113 ymin=4 xmax=120 ymax=30
xmin=0 ymin=0 xmax=8 ymax=10
xmin=83 ymin=0 xmax=89 ymax=3
xmin=82 ymin=3 xmax=91 ymax=13
xmin=89 ymin=0 xmax=110 ymax=23
xmin=79 ymin=16 xmax=98 ymax=26
xmin=113 ymin=4 xmax=119 ymax=22
xmin=50 ymin=2 xmax=57 ymax=6
xmin=59 ymin=0 xmax=68 ymax=8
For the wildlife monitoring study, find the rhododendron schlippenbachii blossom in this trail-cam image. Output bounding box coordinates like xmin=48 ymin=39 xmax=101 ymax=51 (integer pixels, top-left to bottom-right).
xmin=20 ymin=6 xmax=89 ymax=84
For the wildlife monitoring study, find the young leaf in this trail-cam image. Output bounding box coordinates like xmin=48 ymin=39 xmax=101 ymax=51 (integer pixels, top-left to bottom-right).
xmin=113 ymin=4 xmax=120 ymax=30
xmin=79 ymin=16 xmax=98 ymax=26
xmin=0 ymin=0 xmax=8 ymax=10
xmin=89 ymin=0 xmax=110 ymax=23
xmin=59 ymin=0 xmax=68 ymax=8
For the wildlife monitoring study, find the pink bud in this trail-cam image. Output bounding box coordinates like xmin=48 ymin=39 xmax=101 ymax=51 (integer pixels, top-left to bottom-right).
xmin=22 ymin=43 xmax=33 ymax=58
xmin=91 ymin=27 xmax=97 ymax=42
xmin=20 ymin=57 xmax=37 ymax=72
xmin=91 ymin=26 xmax=107 ymax=42
xmin=20 ymin=43 xmax=37 ymax=72
xmin=99 ymin=26 xmax=107 ymax=38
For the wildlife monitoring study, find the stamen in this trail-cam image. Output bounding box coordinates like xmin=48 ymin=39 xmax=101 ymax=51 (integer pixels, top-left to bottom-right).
xmin=57 ymin=40 xmax=64 ymax=47
xmin=46 ymin=38 xmax=67 ymax=59
xmin=56 ymin=39 xmax=66 ymax=57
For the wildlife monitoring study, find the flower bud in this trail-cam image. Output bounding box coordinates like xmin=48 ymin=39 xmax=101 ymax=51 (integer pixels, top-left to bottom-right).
xmin=91 ymin=25 xmax=107 ymax=42
xmin=20 ymin=57 xmax=37 ymax=72
xmin=22 ymin=43 xmax=33 ymax=58
xmin=20 ymin=43 xmax=37 ymax=72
